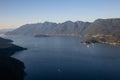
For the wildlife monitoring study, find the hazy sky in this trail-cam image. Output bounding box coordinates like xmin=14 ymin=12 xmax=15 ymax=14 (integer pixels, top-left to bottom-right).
xmin=0 ymin=0 xmax=120 ymax=29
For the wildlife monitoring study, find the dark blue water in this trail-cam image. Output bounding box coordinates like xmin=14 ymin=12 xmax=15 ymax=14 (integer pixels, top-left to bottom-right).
xmin=5 ymin=35 xmax=120 ymax=80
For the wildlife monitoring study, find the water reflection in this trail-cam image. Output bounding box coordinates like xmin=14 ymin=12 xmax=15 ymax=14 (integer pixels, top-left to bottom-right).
xmin=0 ymin=56 xmax=25 ymax=80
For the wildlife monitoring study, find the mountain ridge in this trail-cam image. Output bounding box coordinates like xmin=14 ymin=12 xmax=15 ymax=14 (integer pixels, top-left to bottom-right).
xmin=6 ymin=21 xmax=91 ymax=36
xmin=6 ymin=18 xmax=120 ymax=44
xmin=81 ymin=18 xmax=120 ymax=45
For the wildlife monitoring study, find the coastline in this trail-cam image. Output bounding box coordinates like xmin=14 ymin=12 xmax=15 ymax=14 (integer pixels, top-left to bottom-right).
xmin=81 ymin=39 xmax=120 ymax=46
xmin=0 ymin=37 xmax=27 ymax=56
xmin=0 ymin=37 xmax=26 ymax=80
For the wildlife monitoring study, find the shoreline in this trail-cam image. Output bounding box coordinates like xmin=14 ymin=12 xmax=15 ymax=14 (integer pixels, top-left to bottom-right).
xmin=81 ymin=40 xmax=120 ymax=46
xmin=0 ymin=37 xmax=27 ymax=56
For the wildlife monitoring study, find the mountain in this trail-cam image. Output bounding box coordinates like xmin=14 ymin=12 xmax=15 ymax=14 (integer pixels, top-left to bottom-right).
xmin=51 ymin=21 xmax=90 ymax=35
xmin=0 ymin=29 xmax=14 ymax=34
xmin=82 ymin=18 xmax=120 ymax=45
xmin=6 ymin=21 xmax=91 ymax=36
xmin=7 ymin=22 xmax=57 ymax=36
xmin=6 ymin=18 xmax=120 ymax=45
xmin=83 ymin=18 xmax=120 ymax=36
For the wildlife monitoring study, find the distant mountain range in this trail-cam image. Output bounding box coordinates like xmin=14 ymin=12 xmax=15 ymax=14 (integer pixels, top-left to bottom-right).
xmin=6 ymin=21 xmax=91 ymax=36
xmin=0 ymin=29 xmax=14 ymax=34
xmin=6 ymin=18 xmax=120 ymax=44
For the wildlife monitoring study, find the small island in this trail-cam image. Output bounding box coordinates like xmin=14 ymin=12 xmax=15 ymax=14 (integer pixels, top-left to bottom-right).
xmin=34 ymin=34 xmax=50 ymax=37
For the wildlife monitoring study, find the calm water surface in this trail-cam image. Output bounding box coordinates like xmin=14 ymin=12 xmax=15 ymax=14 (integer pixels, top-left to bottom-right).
xmin=5 ymin=35 xmax=120 ymax=80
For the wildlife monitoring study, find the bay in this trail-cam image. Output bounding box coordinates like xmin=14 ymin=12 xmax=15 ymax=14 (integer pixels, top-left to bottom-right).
xmin=5 ymin=35 xmax=120 ymax=80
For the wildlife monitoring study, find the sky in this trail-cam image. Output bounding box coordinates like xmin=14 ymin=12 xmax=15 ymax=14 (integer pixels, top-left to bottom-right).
xmin=0 ymin=0 xmax=120 ymax=29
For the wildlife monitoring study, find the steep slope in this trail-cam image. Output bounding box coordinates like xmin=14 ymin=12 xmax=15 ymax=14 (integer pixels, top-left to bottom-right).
xmin=7 ymin=22 xmax=58 ymax=36
xmin=52 ymin=21 xmax=90 ymax=35
xmin=83 ymin=18 xmax=120 ymax=36
xmin=82 ymin=18 xmax=120 ymax=45
xmin=7 ymin=18 xmax=120 ymax=39
xmin=6 ymin=21 xmax=91 ymax=36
